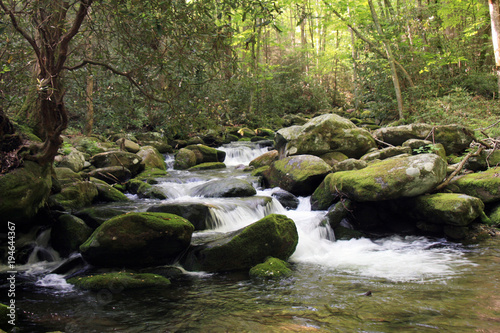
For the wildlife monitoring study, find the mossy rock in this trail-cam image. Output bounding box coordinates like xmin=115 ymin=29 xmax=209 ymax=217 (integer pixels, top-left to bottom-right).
xmin=263 ymin=155 xmax=332 ymax=196
xmin=188 ymin=162 xmax=226 ymax=171
xmin=51 ymin=181 xmax=99 ymax=211
xmin=87 ymin=166 xmax=132 ymax=184
xmin=402 ymin=139 xmax=447 ymax=160
xmin=75 ymin=206 xmax=131 ymax=229
xmin=174 ymin=148 xmax=197 ymax=170
xmin=319 ymin=151 xmax=349 ymax=166
xmin=136 ymin=182 xmax=168 ymax=200
xmin=445 ymin=167 xmax=500 ymax=203
xmin=54 ymin=167 xmax=82 ymax=186
xmin=185 ymin=144 xmax=226 ymax=164
xmin=249 ymin=257 xmax=292 ymax=279
xmin=249 ymin=150 xmax=279 ymax=168
xmin=68 ymin=272 xmax=171 ymax=291
xmin=331 ymin=158 xmax=368 ymax=173
xmin=410 ymin=193 xmax=485 ymax=227
xmin=80 ymin=212 xmax=194 ymax=267
xmin=360 ymin=146 xmax=412 ymax=162
xmin=147 ymin=202 xmax=211 ymax=230
xmin=91 ymin=151 xmax=143 ymax=176
xmin=490 ymin=204 xmax=500 ymax=225
xmin=134 ymin=168 xmax=168 ymax=184
xmin=251 ymin=166 xmax=269 ymax=177
xmin=0 ymin=161 xmax=52 ymax=224
xmin=90 ymin=177 xmax=130 ymax=202
xmin=311 ymin=154 xmax=447 ymax=209
xmin=137 ymin=146 xmax=166 ymax=171
xmin=237 ymin=127 xmax=256 ymax=138
xmin=192 ymin=178 xmax=256 ymax=198
xmin=183 ymin=214 xmax=298 ymax=272
xmin=51 ymin=214 xmax=94 ymax=257
xmin=255 ymin=128 xmax=275 ymax=138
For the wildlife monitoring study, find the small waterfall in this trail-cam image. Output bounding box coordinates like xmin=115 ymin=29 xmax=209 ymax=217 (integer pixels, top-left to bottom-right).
xmin=218 ymin=142 xmax=270 ymax=166
xmin=27 ymin=229 xmax=61 ymax=265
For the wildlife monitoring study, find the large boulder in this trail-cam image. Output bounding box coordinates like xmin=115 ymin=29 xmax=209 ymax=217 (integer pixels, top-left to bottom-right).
xmin=192 ymin=178 xmax=256 ymax=198
xmin=182 ymin=214 xmax=298 ymax=272
xmin=184 ymin=144 xmax=226 ymax=164
xmin=311 ymin=154 xmax=447 ymax=209
xmin=90 ymin=177 xmax=130 ymax=203
xmin=444 ymin=167 xmax=500 ymax=203
xmin=263 ymin=155 xmax=332 ymax=196
xmin=147 ymin=202 xmax=212 ymax=230
xmin=249 ymin=257 xmax=292 ymax=279
xmin=249 ymin=150 xmax=279 ymax=168
xmin=174 ymin=148 xmax=197 ymax=170
xmin=137 ymin=146 xmax=166 ymax=171
xmin=275 ymin=114 xmax=377 ymax=158
xmin=0 ymin=161 xmax=52 ymax=223
xmin=55 ymin=148 xmax=86 ymax=172
xmin=51 ymin=214 xmax=94 ymax=257
xmin=68 ymin=272 xmax=171 ymax=291
xmin=90 ymin=151 xmax=143 ymax=176
xmin=373 ymin=124 xmax=476 ymax=155
xmin=87 ymin=166 xmax=132 ymax=184
xmin=80 ymin=212 xmax=194 ymax=268
xmin=51 ymin=180 xmax=99 ymax=211
xmin=410 ymin=193 xmax=484 ymax=227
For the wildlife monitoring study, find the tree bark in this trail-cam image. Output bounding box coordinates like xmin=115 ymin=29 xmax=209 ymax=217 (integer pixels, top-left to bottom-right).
xmin=489 ymin=0 xmax=500 ymax=96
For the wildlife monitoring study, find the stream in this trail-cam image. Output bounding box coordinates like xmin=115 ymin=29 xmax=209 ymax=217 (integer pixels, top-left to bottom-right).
xmin=1 ymin=141 xmax=499 ymax=332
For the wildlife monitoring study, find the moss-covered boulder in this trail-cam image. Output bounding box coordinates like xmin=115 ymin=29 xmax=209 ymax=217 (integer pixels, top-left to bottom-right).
xmin=373 ymin=124 xmax=476 ymax=155
xmin=53 ymin=167 xmax=81 ymax=186
xmin=275 ymin=114 xmax=377 ymax=158
xmin=90 ymin=177 xmax=130 ymax=202
xmin=249 ymin=150 xmax=279 ymax=169
xmin=51 ymin=180 xmax=99 ymax=211
xmin=410 ymin=193 xmax=485 ymax=228
xmin=311 ymin=154 xmax=447 ymax=209
xmin=402 ymin=139 xmax=447 ymax=160
xmin=263 ymin=155 xmax=332 ymax=196
xmin=137 ymin=146 xmax=166 ymax=171
xmin=319 ymin=151 xmax=349 ymax=166
xmin=0 ymin=161 xmax=52 ymax=223
xmin=87 ymin=166 xmax=132 ymax=184
xmin=147 ymin=202 xmax=211 ymax=230
xmin=136 ymin=182 xmax=168 ymax=200
xmin=192 ymin=178 xmax=256 ymax=198
xmin=75 ymin=206 xmax=131 ymax=228
xmin=188 ymin=162 xmax=226 ymax=171
xmin=80 ymin=212 xmax=194 ymax=267
xmin=51 ymin=214 xmax=94 ymax=257
xmin=331 ymin=158 xmax=368 ymax=173
xmin=184 ymin=144 xmax=226 ymax=164
xmin=134 ymin=168 xmax=168 ymax=184
xmin=183 ymin=214 xmax=298 ymax=272
xmin=249 ymin=257 xmax=292 ymax=279
xmin=91 ymin=151 xmax=143 ymax=176
xmin=55 ymin=148 xmax=86 ymax=172
xmin=174 ymin=148 xmax=197 ymax=170
xmin=489 ymin=203 xmax=500 ymax=225
xmin=116 ymin=138 xmax=140 ymax=153
xmin=68 ymin=272 xmax=171 ymax=291
xmin=464 ymin=149 xmax=500 ymax=171
xmin=360 ymin=146 xmax=412 ymax=162
xmin=445 ymin=167 xmax=500 ymax=203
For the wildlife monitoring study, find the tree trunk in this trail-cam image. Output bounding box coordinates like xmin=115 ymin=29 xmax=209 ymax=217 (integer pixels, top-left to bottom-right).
xmin=368 ymin=0 xmax=404 ymax=119
xmin=489 ymin=0 xmax=500 ymax=96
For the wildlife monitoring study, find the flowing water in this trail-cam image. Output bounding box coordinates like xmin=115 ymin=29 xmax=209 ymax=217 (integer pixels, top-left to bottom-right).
xmin=1 ymin=142 xmax=499 ymax=332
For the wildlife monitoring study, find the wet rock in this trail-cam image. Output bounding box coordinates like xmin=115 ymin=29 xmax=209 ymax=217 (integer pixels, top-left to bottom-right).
xmin=55 ymin=148 xmax=86 ymax=172
xmin=0 ymin=161 xmax=52 ymax=223
xmin=464 ymin=149 xmax=500 ymax=171
xmin=68 ymin=272 xmax=171 ymax=291
xmin=188 ymin=162 xmax=226 ymax=171
xmin=444 ymin=166 xmax=500 ymax=203
xmin=249 ymin=257 xmax=292 ymax=279
xmin=275 ymin=113 xmax=376 ymax=158
xmin=91 ymin=151 xmax=143 ymax=176
xmin=147 ymin=202 xmax=211 ymax=230
xmin=192 ymin=178 xmax=256 ymax=198
xmin=311 ymin=154 xmax=447 ymax=209
xmin=184 ymin=144 xmax=226 ymax=164
xmin=271 ymin=189 xmax=300 ymax=210
xmin=136 ymin=183 xmax=168 ymax=200
xmin=331 ymin=158 xmax=368 ymax=173
xmin=263 ymin=155 xmax=332 ymax=196
xmin=182 ymin=214 xmax=298 ymax=272
xmin=51 ymin=214 xmax=94 ymax=257
xmin=51 ymin=180 xmax=99 ymax=211
xmin=320 ymin=151 xmax=349 ymax=167
xmin=80 ymin=212 xmax=194 ymax=268
xmin=75 ymin=206 xmax=131 ymax=228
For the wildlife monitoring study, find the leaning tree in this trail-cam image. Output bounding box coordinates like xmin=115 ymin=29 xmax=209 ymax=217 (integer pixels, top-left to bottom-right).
xmin=0 ymin=0 xmax=93 ymax=164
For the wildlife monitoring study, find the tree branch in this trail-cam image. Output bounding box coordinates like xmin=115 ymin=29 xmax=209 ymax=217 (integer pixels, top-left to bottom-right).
xmin=0 ymin=0 xmax=42 ymax=62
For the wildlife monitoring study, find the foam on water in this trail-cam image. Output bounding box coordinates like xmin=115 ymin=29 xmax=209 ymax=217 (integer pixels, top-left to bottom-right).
xmin=218 ymin=142 xmax=270 ymax=166
xmin=35 ymin=274 xmax=75 ymax=292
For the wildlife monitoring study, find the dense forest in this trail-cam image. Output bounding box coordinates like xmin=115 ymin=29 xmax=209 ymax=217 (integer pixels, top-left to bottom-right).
xmin=1 ymin=0 xmax=499 ymax=163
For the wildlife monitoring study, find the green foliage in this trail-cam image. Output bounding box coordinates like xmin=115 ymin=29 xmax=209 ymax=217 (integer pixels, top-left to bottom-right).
xmin=413 ymin=144 xmax=440 ymax=155
xmin=59 ymin=142 xmax=73 ymax=156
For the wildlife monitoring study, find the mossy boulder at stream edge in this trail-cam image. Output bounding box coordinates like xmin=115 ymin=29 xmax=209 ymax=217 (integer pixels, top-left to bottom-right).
xmin=68 ymin=271 xmax=171 ymax=291
xmin=182 ymin=214 xmax=298 ymax=272
xmin=0 ymin=161 xmax=52 ymax=224
xmin=80 ymin=212 xmax=194 ymax=268
xmin=249 ymin=257 xmax=293 ymax=279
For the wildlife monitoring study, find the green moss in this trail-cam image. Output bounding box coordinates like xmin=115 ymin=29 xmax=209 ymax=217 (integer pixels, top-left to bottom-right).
xmin=68 ymin=272 xmax=171 ymax=291
xmin=188 ymin=162 xmax=226 ymax=171
xmin=90 ymin=177 xmax=130 ymax=202
xmin=446 ymin=167 xmax=500 ymax=203
xmin=249 ymin=257 xmax=292 ymax=279
xmin=251 ymin=166 xmax=269 ymax=177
